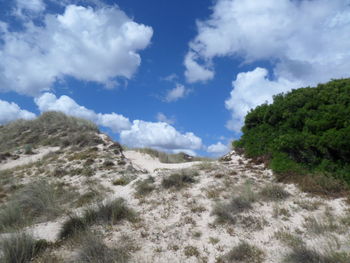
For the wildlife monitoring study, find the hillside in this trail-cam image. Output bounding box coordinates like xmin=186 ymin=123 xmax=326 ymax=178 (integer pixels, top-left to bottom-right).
xmin=1 ymin=113 xmax=350 ymax=262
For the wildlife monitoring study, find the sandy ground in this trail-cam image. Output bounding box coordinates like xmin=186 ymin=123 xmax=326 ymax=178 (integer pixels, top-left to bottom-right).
xmin=1 ymin=148 xmax=349 ymax=262
xmin=124 ymin=150 xmax=202 ymax=173
xmin=0 ymin=147 xmax=60 ymax=171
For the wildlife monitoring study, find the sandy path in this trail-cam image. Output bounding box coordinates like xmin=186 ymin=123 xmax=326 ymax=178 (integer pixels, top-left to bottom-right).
xmin=0 ymin=147 xmax=60 ymax=171
xmin=124 ymin=150 xmax=201 ymax=173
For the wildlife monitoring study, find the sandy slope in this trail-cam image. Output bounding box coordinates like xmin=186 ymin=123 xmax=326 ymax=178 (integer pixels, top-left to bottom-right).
xmin=1 ymin=148 xmax=350 ymax=262
xmin=123 ymin=150 xmax=201 ymax=173
xmin=0 ymin=147 xmax=60 ymax=171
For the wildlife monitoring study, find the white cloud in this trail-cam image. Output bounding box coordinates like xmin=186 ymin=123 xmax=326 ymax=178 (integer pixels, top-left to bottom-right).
xmin=162 ymin=73 xmax=178 ymax=82
xmin=15 ymin=0 xmax=46 ymax=15
xmin=120 ymin=120 xmax=203 ymax=153
xmin=35 ymin=93 xmax=131 ymax=133
xmin=184 ymin=52 xmax=214 ymax=83
xmin=0 ymin=4 xmax=153 ymax=96
xmin=186 ymin=0 xmax=350 ymax=131
xmin=164 ymin=84 xmax=189 ymax=102
xmin=207 ymin=142 xmax=230 ymax=155
xmin=0 ymin=99 xmax=36 ymax=125
xmin=225 ymin=68 xmax=302 ymax=132
xmin=156 ymin=112 xmax=175 ymax=125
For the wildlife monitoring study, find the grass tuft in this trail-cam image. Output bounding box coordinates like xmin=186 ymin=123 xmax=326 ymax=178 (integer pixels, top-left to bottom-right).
xmin=59 ymin=215 xmax=88 ymax=240
xmin=221 ymin=241 xmax=265 ymax=263
xmin=135 ymin=177 xmax=155 ymax=197
xmin=0 ymin=232 xmax=48 ymax=263
xmin=259 ymin=184 xmax=290 ymax=201
xmin=76 ymin=233 xmax=131 ymax=263
xmin=59 ymin=198 xmax=136 ymax=239
xmin=162 ymin=170 xmax=196 ymax=189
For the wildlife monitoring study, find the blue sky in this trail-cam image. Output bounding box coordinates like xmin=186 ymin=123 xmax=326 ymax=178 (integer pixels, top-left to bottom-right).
xmin=1 ymin=0 xmax=350 ymax=156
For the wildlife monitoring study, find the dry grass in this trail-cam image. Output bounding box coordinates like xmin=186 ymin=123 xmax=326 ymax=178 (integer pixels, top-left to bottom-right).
xmin=0 ymin=112 xmax=102 ymax=153
xmin=75 ymin=233 xmax=131 ymax=263
xmin=0 ymin=232 xmax=49 ymax=263
xmin=162 ymin=170 xmax=197 ymax=190
xmin=219 ymin=241 xmax=265 ymax=263
xmin=59 ymin=198 xmax=137 ymax=240
xmin=259 ymin=184 xmax=290 ymax=201
xmin=134 ymin=177 xmax=155 ymax=197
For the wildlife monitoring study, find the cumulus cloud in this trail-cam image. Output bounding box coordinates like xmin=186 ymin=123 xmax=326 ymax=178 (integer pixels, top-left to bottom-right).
xmin=225 ymin=68 xmax=302 ymax=132
xmin=0 ymin=99 xmax=36 ymax=124
xmin=164 ymin=84 xmax=189 ymax=102
xmin=35 ymin=93 xmax=131 ymax=133
xmin=156 ymin=112 xmax=175 ymax=125
xmin=186 ymin=0 xmax=350 ymax=131
xmin=0 ymin=4 xmax=153 ymax=96
xmin=120 ymin=120 xmax=203 ymax=153
xmin=207 ymin=142 xmax=230 ymax=155
xmin=184 ymin=52 xmax=214 ymax=83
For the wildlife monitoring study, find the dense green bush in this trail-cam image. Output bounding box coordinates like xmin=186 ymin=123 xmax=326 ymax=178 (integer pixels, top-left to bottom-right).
xmin=234 ymin=79 xmax=350 ymax=186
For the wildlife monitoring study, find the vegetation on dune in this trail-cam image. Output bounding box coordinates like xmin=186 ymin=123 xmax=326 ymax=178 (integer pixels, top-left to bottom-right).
xmin=234 ymin=78 xmax=350 ymax=192
xmin=0 ymin=111 xmax=102 ymax=153
xmin=133 ymin=147 xmax=212 ymax=163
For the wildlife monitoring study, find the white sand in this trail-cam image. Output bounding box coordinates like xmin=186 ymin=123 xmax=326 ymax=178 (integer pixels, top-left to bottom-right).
xmin=0 ymin=147 xmax=60 ymax=171
xmin=124 ymin=150 xmax=202 ymax=173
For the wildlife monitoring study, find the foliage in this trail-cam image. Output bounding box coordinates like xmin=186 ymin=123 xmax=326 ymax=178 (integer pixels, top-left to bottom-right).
xmin=234 ymin=79 xmax=350 ymax=187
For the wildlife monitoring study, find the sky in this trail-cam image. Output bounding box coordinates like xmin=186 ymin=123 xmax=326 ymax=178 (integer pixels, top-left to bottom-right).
xmin=0 ymin=0 xmax=350 ymax=157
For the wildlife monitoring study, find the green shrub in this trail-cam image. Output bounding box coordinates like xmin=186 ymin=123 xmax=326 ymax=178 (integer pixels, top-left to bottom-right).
xmin=234 ymin=79 xmax=350 ymax=188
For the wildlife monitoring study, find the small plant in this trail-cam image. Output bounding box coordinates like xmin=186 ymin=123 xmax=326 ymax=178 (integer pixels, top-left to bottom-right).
xmin=76 ymin=233 xmax=130 ymax=263
xmin=193 ymin=231 xmax=202 ymax=238
xmin=162 ymin=170 xmax=196 ymax=189
xmin=135 ymin=177 xmax=155 ymax=197
xmin=212 ymin=203 xmax=235 ymax=224
xmin=86 ymin=198 xmax=137 ymax=224
xmin=284 ymin=246 xmax=325 ymax=263
xmin=103 ymin=160 xmax=115 ymax=167
xmin=0 ymin=232 xmax=48 ymax=263
xmin=60 ymin=198 xmax=137 ymax=239
xmin=0 ymin=202 xmax=24 ymax=231
xmin=24 ymin=144 xmax=34 ymax=155
xmin=221 ymin=241 xmax=265 ymax=263
xmin=212 ymin=193 xmax=254 ymax=224
xmin=184 ymin=245 xmax=200 ymax=257
xmin=303 ymin=215 xmax=339 ymax=235
xmin=59 ymin=215 xmax=88 ymax=240
xmin=113 ymin=177 xmax=130 ymax=186
xmin=259 ymin=184 xmax=290 ymax=201
xmin=274 ymin=231 xmax=305 ymax=249
xmin=14 ymin=180 xmax=66 ymax=220
xmin=209 ymin=237 xmax=220 ymax=245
